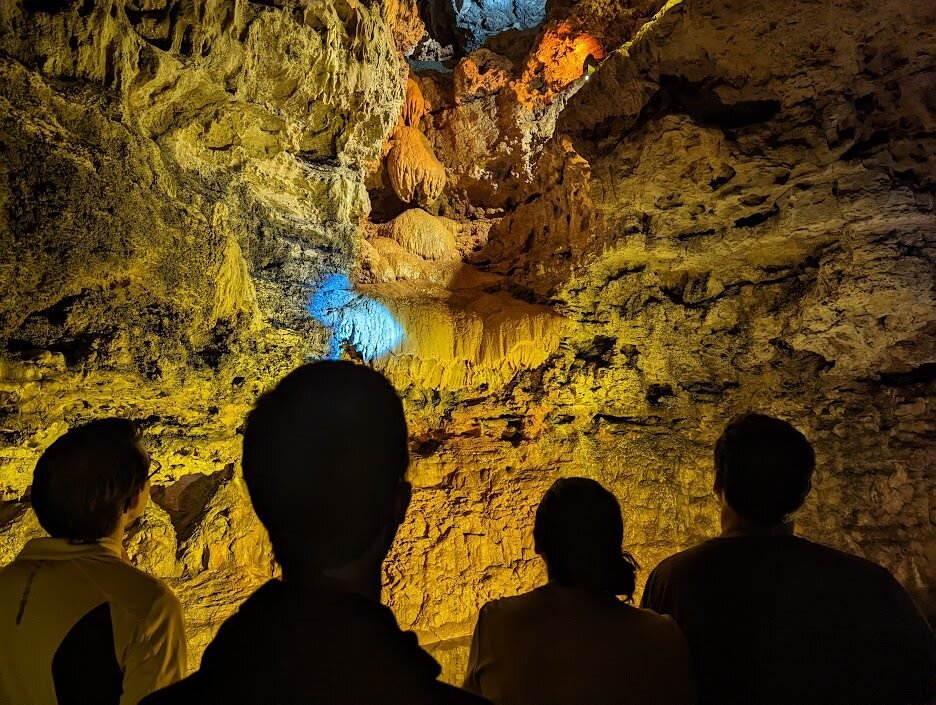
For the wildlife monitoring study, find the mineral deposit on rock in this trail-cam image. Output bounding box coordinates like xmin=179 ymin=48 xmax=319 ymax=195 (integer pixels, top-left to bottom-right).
xmin=387 ymin=125 xmax=449 ymax=206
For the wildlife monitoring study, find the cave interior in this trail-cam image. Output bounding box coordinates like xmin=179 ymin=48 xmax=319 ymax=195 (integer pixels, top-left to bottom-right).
xmin=0 ymin=0 xmax=934 ymax=681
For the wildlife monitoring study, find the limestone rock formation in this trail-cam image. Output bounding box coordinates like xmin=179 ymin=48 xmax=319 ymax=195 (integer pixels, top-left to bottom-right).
xmin=450 ymin=0 xmax=547 ymax=52
xmin=372 ymin=286 xmax=567 ymax=390
xmin=1 ymin=0 xmax=934 ymax=687
xmin=382 ymin=208 xmax=460 ymax=261
xmin=0 ymin=0 xmax=402 ymax=673
xmin=386 ymin=0 xmax=426 ymax=54
xmin=403 ymin=76 xmax=429 ymax=127
xmin=550 ymin=0 xmax=935 ymax=616
xmin=387 ymin=125 xmax=448 ymax=205
xmin=126 ymin=502 xmax=180 ymax=579
xmin=453 ymin=48 xmax=514 ymax=103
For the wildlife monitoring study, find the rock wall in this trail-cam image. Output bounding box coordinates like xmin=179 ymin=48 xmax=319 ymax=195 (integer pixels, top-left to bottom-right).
xmin=1 ymin=0 xmax=934 ymax=686
xmin=0 ymin=0 xmax=407 ymax=669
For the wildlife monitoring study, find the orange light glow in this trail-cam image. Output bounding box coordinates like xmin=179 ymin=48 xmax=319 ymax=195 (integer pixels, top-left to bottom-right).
xmin=524 ymin=20 xmax=605 ymax=97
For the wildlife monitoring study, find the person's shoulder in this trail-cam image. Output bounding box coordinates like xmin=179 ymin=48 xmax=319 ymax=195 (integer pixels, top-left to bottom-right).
xmin=474 ymin=585 xmax=564 ymax=627
xmin=0 ymin=558 xmax=26 ymax=581
xmin=139 ymin=673 xmax=204 ymax=705
xmin=102 ymin=560 xmax=182 ymax=622
xmin=794 ymin=537 xmax=898 ymax=585
xmin=649 ymin=538 xmax=724 ymax=578
xmin=617 ymin=601 xmax=683 ymax=632
xmin=477 ymin=590 xmax=536 ymax=619
xmin=430 ymin=681 xmax=492 ymax=705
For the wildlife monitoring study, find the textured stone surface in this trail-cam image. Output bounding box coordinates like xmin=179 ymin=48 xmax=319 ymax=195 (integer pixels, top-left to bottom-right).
xmin=1 ymin=0 xmax=934 ymax=687
xmin=382 ymin=208 xmax=459 ymax=261
xmin=387 ymin=125 xmax=448 ymax=205
xmin=453 ymin=0 xmax=547 ymax=51
xmin=0 ymin=0 xmax=402 ymax=674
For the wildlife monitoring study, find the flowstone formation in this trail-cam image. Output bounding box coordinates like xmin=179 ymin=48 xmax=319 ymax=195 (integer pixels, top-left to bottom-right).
xmin=1 ymin=0 xmax=934 ymax=685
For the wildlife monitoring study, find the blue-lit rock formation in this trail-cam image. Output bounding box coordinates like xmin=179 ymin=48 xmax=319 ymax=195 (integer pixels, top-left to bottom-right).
xmin=309 ymin=274 xmax=405 ymax=362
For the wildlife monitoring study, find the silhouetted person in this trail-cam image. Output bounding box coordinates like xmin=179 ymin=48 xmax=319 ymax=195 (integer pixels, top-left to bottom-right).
xmin=642 ymin=413 xmax=936 ymax=705
xmin=463 ymin=477 xmax=696 ymax=705
xmin=143 ymin=361 xmax=488 ymax=705
xmin=0 ymin=419 xmax=187 ymax=705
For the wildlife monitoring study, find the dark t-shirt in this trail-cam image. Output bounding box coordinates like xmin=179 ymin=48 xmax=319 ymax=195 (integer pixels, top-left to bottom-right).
xmin=142 ymin=580 xmax=489 ymax=705
xmin=641 ymin=534 xmax=935 ymax=705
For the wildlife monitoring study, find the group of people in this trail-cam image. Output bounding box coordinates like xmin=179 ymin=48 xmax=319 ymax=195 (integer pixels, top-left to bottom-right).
xmin=0 ymin=360 xmax=933 ymax=705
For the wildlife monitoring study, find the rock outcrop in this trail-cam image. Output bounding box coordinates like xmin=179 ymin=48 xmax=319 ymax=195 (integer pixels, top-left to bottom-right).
xmin=382 ymin=208 xmax=459 ymax=261
xmin=0 ymin=0 xmax=403 ymax=673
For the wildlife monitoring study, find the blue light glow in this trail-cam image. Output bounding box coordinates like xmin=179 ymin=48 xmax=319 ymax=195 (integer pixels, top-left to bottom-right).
xmin=308 ymin=274 xmax=404 ymax=361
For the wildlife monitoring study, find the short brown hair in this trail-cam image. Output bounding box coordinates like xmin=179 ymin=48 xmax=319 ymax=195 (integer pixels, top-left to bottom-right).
xmin=31 ymin=418 xmax=149 ymax=541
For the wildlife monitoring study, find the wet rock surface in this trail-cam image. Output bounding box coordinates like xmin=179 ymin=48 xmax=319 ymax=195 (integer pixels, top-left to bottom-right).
xmin=1 ymin=0 xmax=934 ymax=683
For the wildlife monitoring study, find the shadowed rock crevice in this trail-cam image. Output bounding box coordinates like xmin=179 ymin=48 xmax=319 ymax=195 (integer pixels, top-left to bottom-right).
xmin=151 ymin=469 xmax=232 ymax=552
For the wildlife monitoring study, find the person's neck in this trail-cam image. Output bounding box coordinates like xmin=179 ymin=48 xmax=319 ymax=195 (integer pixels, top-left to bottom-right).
xmin=103 ymin=518 xmax=127 ymax=546
xmin=720 ymin=504 xmax=794 ymax=538
xmin=285 ymin=561 xmax=382 ymax=602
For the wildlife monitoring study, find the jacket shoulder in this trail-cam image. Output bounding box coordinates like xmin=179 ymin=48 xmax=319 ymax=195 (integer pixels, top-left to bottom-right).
xmin=98 ymin=560 xmax=183 ymax=624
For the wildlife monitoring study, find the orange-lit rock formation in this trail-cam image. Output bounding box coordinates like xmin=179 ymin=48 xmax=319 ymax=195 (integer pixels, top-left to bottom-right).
xmin=1 ymin=0 xmax=934 ymax=685
xmin=387 ymin=125 xmax=448 ymax=206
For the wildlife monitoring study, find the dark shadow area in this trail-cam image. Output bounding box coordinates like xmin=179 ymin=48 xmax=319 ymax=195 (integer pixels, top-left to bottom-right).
xmin=150 ymin=466 xmax=232 ymax=548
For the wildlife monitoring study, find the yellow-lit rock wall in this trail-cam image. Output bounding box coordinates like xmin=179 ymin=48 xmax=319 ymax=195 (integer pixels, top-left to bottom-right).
xmin=1 ymin=0 xmax=934 ymax=685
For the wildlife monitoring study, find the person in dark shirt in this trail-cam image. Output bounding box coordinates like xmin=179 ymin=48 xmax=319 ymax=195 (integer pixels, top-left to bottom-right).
xmin=641 ymin=412 xmax=935 ymax=705
xmin=143 ymin=361 xmax=487 ymax=705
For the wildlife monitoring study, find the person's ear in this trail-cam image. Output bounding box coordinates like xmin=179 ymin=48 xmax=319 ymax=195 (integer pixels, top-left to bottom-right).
xmin=125 ymin=480 xmax=150 ymax=520
xmin=798 ymin=478 xmax=812 ymax=505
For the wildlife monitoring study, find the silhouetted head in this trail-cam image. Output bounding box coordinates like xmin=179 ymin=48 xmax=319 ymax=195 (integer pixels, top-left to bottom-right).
xmin=31 ymin=418 xmax=151 ymax=542
xmin=714 ymin=413 xmax=815 ymax=524
xmin=242 ymin=361 xmax=410 ymax=575
xmin=534 ymin=477 xmax=638 ymax=600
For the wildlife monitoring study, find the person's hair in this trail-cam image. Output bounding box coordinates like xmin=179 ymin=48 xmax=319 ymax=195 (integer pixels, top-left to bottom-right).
xmin=714 ymin=413 xmax=815 ymax=523
xmin=31 ymin=418 xmax=149 ymax=541
xmin=533 ymin=477 xmax=638 ymax=600
xmin=241 ymin=361 xmax=409 ymax=572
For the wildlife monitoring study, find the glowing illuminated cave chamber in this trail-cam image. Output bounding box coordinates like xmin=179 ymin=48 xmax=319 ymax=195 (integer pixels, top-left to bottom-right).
xmin=309 ymin=274 xmax=404 ymax=361
xmin=0 ymin=0 xmax=933 ymax=687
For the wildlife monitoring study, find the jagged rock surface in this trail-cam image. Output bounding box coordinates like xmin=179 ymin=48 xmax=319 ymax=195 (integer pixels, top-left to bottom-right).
xmin=0 ymin=0 xmax=933 ymax=686
xmin=0 ymin=0 xmax=402 ymax=674
xmin=381 ymin=208 xmax=459 ymax=261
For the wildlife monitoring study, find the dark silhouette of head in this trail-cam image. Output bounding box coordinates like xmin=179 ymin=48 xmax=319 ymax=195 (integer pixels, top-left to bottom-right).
xmin=534 ymin=477 xmax=638 ymax=600
xmin=714 ymin=413 xmax=815 ymax=524
xmin=31 ymin=418 xmax=150 ymax=542
xmin=241 ymin=361 xmax=410 ymax=576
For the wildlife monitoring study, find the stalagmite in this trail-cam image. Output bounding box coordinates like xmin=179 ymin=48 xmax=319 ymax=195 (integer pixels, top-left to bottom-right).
xmin=402 ymin=77 xmax=429 ymax=127
xmin=380 ymin=208 xmax=459 ymax=262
